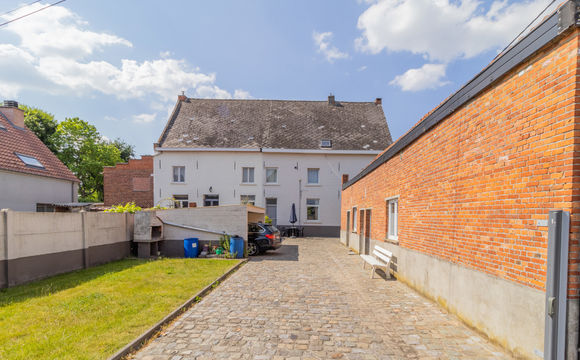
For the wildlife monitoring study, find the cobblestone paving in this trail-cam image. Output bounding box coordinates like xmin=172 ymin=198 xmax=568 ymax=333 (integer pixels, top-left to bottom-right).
xmin=133 ymin=238 xmax=511 ymax=360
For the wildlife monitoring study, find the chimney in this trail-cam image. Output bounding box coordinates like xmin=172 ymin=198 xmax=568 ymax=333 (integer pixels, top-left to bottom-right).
xmin=328 ymin=94 xmax=335 ymax=106
xmin=375 ymin=98 xmax=382 ymax=105
xmin=1 ymin=100 xmax=24 ymax=128
xmin=342 ymin=174 xmax=349 ymax=184
xmin=177 ymin=91 xmax=187 ymax=102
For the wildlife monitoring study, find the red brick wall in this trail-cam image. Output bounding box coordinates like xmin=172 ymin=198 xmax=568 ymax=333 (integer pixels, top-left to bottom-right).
xmin=341 ymin=29 xmax=580 ymax=297
xmin=103 ymin=156 xmax=154 ymax=208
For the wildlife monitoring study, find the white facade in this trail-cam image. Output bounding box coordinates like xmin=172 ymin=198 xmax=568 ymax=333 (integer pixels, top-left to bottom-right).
xmin=0 ymin=170 xmax=78 ymax=212
xmin=153 ymin=148 xmax=379 ymax=236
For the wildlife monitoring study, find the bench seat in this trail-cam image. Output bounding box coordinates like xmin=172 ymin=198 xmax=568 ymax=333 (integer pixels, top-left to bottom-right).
xmin=361 ymin=245 xmax=392 ymax=279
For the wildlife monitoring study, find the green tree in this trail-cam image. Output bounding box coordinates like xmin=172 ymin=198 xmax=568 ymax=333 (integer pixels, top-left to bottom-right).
xmin=111 ymin=138 xmax=135 ymax=162
xmin=21 ymin=105 xmax=60 ymax=152
xmin=56 ymin=118 xmax=122 ymax=202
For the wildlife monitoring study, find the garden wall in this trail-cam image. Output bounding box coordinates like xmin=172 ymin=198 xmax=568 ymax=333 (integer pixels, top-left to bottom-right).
xmin=0 ymin=210 xmax=133 ymax=287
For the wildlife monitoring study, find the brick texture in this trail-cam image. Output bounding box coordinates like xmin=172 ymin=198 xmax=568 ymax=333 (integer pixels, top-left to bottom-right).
xmin=341 ymin=29 xmax=580 ymax=298
xmin=103 ymin=156 xmax=153 ymax=208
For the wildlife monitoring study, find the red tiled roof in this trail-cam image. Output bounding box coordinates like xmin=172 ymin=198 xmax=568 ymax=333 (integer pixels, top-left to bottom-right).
xmin=0 ymin=110 xmax=79 ymax=182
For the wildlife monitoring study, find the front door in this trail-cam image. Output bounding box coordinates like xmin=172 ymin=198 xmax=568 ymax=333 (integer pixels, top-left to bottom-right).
xmin=364 ymin=209 xmax=371 ymax=255
xmin=359 ymin=209 xmax=364 ymax=253
xmin=266 ymin=198 xmax=277 ymax=225
xmin=346 ymin=211 xmax=350 ymax=247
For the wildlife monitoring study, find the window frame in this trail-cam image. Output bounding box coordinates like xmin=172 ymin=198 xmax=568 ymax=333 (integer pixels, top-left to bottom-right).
xmin=307 ymin=168 xmax=320 ymax=185
xmin=265 ymin=167 xmax=278 ymax=184
xmin=172 ymin=166 xmax=185 ymax=183
xmin=352 ymin=207 xmax=357 ymax=232
xmin=240 ymin=194 xmax=256 ymax=205
xmin=173 ymin=194 xmax=189 ymax=208
xmin=16 ymin=153 xmax=44 ymax=169
xmin=242 ymin=167 xmax=255 ymax=184
xmin=204 ymin=194 xmax=219 ymax=207
xmin=387 ymin=197 xmax=399 ymax=241
xmin=306 ymin=198 xmax=320 ymax=221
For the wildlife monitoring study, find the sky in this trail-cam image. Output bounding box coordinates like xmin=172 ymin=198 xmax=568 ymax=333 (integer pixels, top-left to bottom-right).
xmin=0 ymin=0 xmax=557 ymax=156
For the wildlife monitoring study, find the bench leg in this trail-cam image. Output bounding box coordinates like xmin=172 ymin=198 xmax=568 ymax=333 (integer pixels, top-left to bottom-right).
xmin=362 ymin=261 xmax=366 ymax=269
xmin=370 ymin=267 xmax=375 ymax=279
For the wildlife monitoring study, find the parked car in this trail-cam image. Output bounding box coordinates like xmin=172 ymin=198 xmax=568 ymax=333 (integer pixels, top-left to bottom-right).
xmin=247 ymin=222 xmax=282 ymax=256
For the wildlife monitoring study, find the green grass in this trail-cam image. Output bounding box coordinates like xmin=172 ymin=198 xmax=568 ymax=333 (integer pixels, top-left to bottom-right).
xmin=0 ymin=258 xmax=240 ymax=360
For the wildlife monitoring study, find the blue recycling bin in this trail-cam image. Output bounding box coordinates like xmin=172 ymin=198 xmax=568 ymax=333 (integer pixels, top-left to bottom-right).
xmin=229 ymin=236 xmax=244 ymax=259
xmin=184 ymin=238 xmax=199 ymax=258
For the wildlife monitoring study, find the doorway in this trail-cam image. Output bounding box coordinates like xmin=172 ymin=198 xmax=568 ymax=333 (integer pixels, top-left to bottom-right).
xmin=364 ymin=209 xmax=371 ymax=255
xmin=266 ymin=198 xmax=277 ymax=225
xmin=359 ymin=209 xmax=364 ymax=253
xmin=346 ymin=211 xmax=350 ymax=247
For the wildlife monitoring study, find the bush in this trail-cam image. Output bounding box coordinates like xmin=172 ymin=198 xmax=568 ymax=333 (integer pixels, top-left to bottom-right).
xmin=105 ymin=202 xmax=142 ymax=213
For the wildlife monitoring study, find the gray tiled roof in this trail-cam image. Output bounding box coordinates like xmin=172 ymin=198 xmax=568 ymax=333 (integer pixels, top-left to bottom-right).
xmin=157 ymin=98 xmax=392 ymax=151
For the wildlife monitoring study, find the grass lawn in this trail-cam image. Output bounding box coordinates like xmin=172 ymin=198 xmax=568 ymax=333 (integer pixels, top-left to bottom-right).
xmin=0 ymin=258 xmax=240 ymax=360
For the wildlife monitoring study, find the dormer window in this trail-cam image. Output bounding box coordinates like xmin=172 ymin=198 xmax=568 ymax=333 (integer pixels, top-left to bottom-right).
xmin=16 ymin=153 xmax=44 ymax=168
xmin=320 ymin=140 xmax=332 ymax=148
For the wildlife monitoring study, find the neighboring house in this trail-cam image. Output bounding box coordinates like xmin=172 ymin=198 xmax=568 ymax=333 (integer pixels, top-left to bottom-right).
xmin=154 ymin=95 xmax=392 ymax=236
xmin=341 ymin=4 xmax=580 ymax=359
xmin=0 ymin=100 xmax=79 ymax=212
xmin=104 ymin=156 xmax=154 ymax=208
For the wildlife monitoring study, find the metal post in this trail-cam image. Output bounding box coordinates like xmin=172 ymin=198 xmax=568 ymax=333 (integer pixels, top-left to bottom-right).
xmin=544 ymin=210 xmax=570 ymax=360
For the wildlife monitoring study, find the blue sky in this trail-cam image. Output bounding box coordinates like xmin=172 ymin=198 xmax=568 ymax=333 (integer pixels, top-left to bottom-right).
xmin=0 ymin=0 xmax=555 ymax=155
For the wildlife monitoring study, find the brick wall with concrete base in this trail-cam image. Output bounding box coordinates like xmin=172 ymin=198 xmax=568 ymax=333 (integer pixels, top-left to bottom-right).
xmin=341 ymin=25 xmax=580 ymax=359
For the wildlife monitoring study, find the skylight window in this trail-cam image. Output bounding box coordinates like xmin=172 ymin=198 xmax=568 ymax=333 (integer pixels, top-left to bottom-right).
xmin=16 ymin=153 xmax=44 ymax=168
xmin=320 ymin=140 xmax=332 ymax=148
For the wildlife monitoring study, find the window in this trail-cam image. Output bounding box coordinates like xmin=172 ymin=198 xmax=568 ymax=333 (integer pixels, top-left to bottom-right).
xmin=387 ymin=198 xmax=398 ymax=240
xmin=36 ymin=203 xmax=54 ymax=212
xmin=204 ymin=194 xmax=219 ymax=206
xmin=242 ymin=167 xmax=254 ymax=183
xmin=240 ymin=195 xmax=256 ymax=205
xmin=307 ymin=168 xmax=319 ymax=184
xmin=173 ymin=194 xmax=188 ymax=208
xmin=265 ymin=168 xmax=277 ymax=184
xmin=16 ymin=153 xmax=44 ymax=168
xmin=320 ymin=140 xmax=332 ymax=148
xmin=172 ymin=166 xmax=185 ymax=183
xmin=352 ymin=207 xmax=357 ymax=232
xmin=306 ymin=198 xmax=320 ymax=221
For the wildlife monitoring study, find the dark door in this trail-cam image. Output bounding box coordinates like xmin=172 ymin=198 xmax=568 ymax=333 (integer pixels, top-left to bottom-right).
xmin=364 ymin=209 xmax=371 ymax=255
xmin=359 ymin=209 xmax=364 ymax=253
xmin=346 ymin=211 xmax=350 ymax=247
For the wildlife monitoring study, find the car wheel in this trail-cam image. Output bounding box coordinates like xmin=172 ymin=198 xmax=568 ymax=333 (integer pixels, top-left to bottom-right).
xmin=248 ymin=242 xmax=260 ymax=256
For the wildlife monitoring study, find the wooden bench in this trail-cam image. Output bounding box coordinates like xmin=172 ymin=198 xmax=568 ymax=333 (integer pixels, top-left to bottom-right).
xmin=361 ymin=245 xmax=393 ymax=279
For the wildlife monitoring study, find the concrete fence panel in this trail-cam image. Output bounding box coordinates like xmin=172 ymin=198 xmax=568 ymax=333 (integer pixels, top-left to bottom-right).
xmin=0 ymin=210 xmax=132 ymax=288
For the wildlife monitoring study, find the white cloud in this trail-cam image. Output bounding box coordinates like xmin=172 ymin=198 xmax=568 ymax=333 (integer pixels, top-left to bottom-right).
xmin=0 ymin=3 xmax=250 ymax=102
xmin=357 ymin=65 xmax=367 ymax=72
xmin=313 ymin=31 xmax=349 ymax=63
xmin=390 ymin=63 xmax=449 ymax=92
xmin=234 ymin=89 xmax=253 ymax=99
xmin=356 ymin=0 xmax=554 ymax=62
xmin=132 ymin=113 xmax=156 ymax=124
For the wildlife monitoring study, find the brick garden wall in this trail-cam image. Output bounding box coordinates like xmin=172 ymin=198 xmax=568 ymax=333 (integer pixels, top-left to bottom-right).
xmin=341 ymin=29 xmax=580 ymax=297
xmin=104 ymin=156 xmax=154 ymax=208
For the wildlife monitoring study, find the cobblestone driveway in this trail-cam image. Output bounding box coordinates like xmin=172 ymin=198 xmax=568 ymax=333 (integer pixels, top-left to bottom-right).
xmin=133 ymin=238 xmax=511 ymax=359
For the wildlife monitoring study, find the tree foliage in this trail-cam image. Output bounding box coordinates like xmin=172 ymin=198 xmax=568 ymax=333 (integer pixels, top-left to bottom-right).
xmin=20 ymin=105 xmax=136 ymax=203
xmin=21 ymin=105 xmax=60 ymax=152
xmin=55 ymin=118 xmax=122 ymax=202
xmin=111 ymin=138 xmax=135 ymax=163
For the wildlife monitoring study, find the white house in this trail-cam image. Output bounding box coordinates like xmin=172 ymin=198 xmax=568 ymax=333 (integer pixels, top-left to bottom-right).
xmin=0 ymin=100 xmax=79 ymax=212
xmin=153 ymin=95 xmax=392 ymax=236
